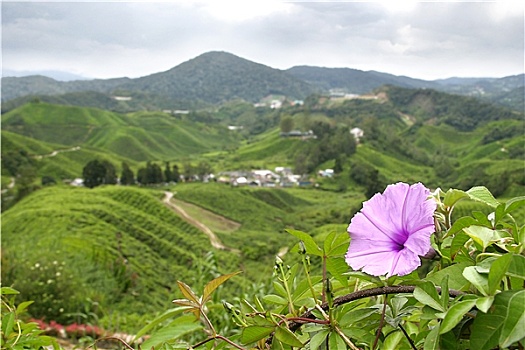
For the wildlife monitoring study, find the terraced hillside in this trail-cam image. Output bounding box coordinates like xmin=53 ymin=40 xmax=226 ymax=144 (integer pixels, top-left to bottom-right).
xmin=1 ymin=182 xmax=363 ymax=330
xmin=1 ymin=102 xmax=242 ymax=162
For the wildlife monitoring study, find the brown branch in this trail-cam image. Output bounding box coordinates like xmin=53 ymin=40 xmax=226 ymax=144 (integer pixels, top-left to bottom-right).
xmin=264 ymin=285 xmax=463 ymax=347
xmin=372 ymin=295 xmax=388 ymax=350
xmin=289 ymin=285 xmax=462 ymax=332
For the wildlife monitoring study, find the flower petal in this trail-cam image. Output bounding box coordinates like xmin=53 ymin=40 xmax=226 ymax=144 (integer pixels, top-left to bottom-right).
xmin=404 ymin=225 xmax=435 ymax=256
xmin=345 ymin=182 xmax=437 ymax=277
xmin=345 ymin=240 xmax=400 ymax=276
xmin=388 ymin=248 xmax=422 ymax=277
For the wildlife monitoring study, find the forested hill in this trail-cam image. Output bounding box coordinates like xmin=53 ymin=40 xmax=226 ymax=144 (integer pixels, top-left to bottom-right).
xmin=2 ymin=51 xmax=523 ymax=112
xmin=1 ymin=51 xmax=317 ymax=105
xmin=117 ymin=51 xmax=317 ymax=103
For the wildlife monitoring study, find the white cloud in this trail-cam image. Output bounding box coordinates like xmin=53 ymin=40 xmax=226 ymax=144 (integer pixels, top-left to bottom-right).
xmin=1 ymin=1 xmax=523 ymax=80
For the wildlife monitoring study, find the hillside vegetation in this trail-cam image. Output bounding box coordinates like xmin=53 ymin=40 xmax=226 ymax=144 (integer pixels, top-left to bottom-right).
xmin=1 ymin=82 xmax=523 ymax=339
xmin=2 ymin=51 xmax=523 ymax=113
xmin=1 ymin=102 xmax=241 ymax=162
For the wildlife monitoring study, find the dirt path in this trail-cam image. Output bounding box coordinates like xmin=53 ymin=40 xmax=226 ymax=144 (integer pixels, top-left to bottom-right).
xmin=34 ymin=146 xmax=81 ymax=159
xmin=163 ymin=192 xmax=239 ymax=253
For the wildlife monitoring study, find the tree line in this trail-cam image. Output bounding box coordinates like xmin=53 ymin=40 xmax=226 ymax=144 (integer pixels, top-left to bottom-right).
xmin=82 ymin=159 xmax=215 ymax=188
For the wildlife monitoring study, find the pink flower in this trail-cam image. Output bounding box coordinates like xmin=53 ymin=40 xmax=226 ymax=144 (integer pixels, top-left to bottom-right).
xmin=345 ymin=182 xmax=436 ymax=277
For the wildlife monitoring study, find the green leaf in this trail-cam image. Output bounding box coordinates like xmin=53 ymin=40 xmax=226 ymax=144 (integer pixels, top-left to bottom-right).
xmin=499 ymin=290 xmax=525 ymax=348
xmin=324 ymin=231 xmax=349 ymax=256
xmin=462 ymin=266 xmax=489 ymax=296
xmin=272 ymin=281 xmax=288 ymax=298
xmin=504 ymin=196 xmax=525 ymax=215
xmin=449 ymin=232 xmax=471 ymax=261
xmin=440 ymin=275 xmax=449 ymax=310
xmin=439 ymin=299 xmax=476 ymax=334
xmin=471 ymin=290 xmax=525 ymax=350
xmin=443 ymin=188 xmax=468 ymax=207
xmin=274 ymin=325 xmax=304 ymax=347
xmin=383 ymin=330 xmax=404 ymax=349
xmin=447 ymin=217 xmax=478 ymax=237
xmin=427 ymin=262 xmax=473 ymax=291
xmin=15 ymin=300 xmax=34 ymax=315
xmin=507 ymin=254 xmax=525 ymax=280
xmin=140 ymin=316 xmax=202 ymax=350
xmin=463 ymin=226 xmax=508 ymax=251
xmin=134 ymin=307 xmax=189 ymax=341
xmin=423 ymin=324 xmax=440 ymax=350
xmin=326 ymin=257 xmax=349 ymax=286
xmin=343 ymin=271 xmax=383 ymax=285
xmin=0 ymin=287 xmax=19 ymax=295
xmin=176 ymin=280 xmax=200 ymax=304
xmin=339 ymin=307 xmax=381 ymax=327
xmin=329 ymin=331 xmax=346 ymax=349
xmin=309 ymin=329 xmax=329 ymax=350
xmin=202 ymin=271 xmax=241 ymax=304
xmin=262 ymin=294 xmax=288 ymax=305
xmin=292 ymin=276 xmax=322 ymax=302
xmin=488 ymin=254 xmax=513 ymax=295
xmin=240 ymin=325 xmax=275 ymax=344
xmin=476 ymin=296 xmax=494 ymax=313
xmin=414 ymin=281 xmax=445 ymax=312
xmin=494 ymin=203 xmax=506 ymax=225
xmin=466 ymin=186 xmax=500 ymax=208
xmin=286 ymin=229 xmax=323 ymax=256
xmin=2 ymin=312 xmax=14 ymax=337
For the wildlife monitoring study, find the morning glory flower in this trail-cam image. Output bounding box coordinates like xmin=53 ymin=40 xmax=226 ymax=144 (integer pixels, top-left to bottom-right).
xmin=345 ymin=182 xmax=437 ymax=277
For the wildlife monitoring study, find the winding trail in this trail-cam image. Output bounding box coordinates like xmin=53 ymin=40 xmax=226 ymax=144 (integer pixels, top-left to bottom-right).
xmin=163 ymin=192 xmax=239 ymax=253
xmin=34 ymin=146 xmax=81 ymax=159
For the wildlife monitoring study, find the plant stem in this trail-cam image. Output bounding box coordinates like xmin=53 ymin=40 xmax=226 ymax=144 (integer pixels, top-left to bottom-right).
xmin=265 ymin=285 xmax=463 ymax=348
xmin=399 ymin=323 xmax=417 ymax=350
xmin=201 ymin=311 xmax=217 ymax=336
xmin=322 ymin=255 xmax=327 ymax=304
xmin=302 ymin=255 xmax=318 ymax=302
xmin=372 ymin=295 xmax=388 ymax=350
xmin=192 ymin=335 xmax=246 ymax=350
xmin=94 ymin=336 xmax=135 ymax=350
xmin=289 ymin=285 xmax=462 ymax=332
xmin=279 ymin=263 xmax=296 ymax=316
xmin=335 ymin=325 xmax=361 ymax=350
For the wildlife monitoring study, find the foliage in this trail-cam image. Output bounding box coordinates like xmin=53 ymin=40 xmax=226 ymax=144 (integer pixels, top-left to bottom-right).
xmin=120 ymin=162 xmax=135 ymax=185
xmin=1 ymin=287 xmax=61 ymax=350
xmin=136 ymin=185 xmax=524 ymax=349
xmin=82 ymin=159 xmax=114 ymax=188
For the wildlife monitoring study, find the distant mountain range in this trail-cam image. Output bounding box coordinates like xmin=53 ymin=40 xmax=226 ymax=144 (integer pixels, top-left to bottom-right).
xmin=2 ymin=51 xmax=524 ymax=111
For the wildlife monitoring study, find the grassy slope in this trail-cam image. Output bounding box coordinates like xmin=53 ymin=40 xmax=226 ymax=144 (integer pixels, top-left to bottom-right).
xmin=1 ymin=181 xmax=365 ymax=329
xmin=2 ymin=103 xmax=241 ymax=162
xmin=1 ymin=130 xmax=140 ymax=179
xmin=1 ymin=186 xmax=221 ymax=325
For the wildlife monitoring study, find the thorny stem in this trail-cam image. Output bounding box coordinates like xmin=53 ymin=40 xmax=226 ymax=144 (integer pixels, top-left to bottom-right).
xmin=399 ymin=323 xmax=418 ymax=350
xmin=372 ymin=295 xmax=388 ymax=350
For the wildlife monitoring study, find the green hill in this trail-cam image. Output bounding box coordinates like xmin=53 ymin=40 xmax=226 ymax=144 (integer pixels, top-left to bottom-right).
xmin=1 ymin=102 xmax=242 ymax=162
xmin=0 ymin=186 xmax=240 ymax=327
xmin=1 ymin=85 xmax=524 ymax=336
xmin=1 ymin=182 xmax=365 ymax=331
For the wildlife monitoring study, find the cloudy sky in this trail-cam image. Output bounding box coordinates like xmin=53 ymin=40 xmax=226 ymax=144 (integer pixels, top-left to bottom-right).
xmin=2 ymin=1 xmax=524 ymax=81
